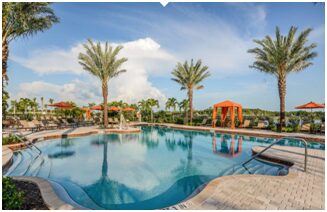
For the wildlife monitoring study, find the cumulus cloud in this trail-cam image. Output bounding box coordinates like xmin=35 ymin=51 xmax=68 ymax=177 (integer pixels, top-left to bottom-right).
xmin=12 ymin=38 xmax=174 ymax=106
xmin=12 ymin=45 xmax=83 ymax=75
xmin=11 ymin=3 xmax=270 ymax=107
xmin=15 ymin=80 xmax=102 ymax=106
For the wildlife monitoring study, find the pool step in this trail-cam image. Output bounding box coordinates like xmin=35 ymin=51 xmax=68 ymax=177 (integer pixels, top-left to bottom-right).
xmin=37 ymin=157 xmax=52 ymax=178
xmin=219 ymin=159 xmax=287 ymax=177
xmin=9 ymin=148 xmax=38 ymax=176
xmin=25 ymin=155 xmax=46 ymax=176
xmin=49 ymin=179 xmax=105 ymax=210
xmin=4 ymin=151 xmax=23 ymax=176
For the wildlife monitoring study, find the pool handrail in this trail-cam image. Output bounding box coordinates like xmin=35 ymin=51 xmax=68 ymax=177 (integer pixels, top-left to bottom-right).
xmin=242 ymin=136 xmax=308 ymax=172
xmin=8 ymin=129 xmax=42 ymax=155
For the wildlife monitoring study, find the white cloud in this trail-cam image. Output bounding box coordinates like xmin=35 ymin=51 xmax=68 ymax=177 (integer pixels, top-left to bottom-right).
xmin=12 ymin=45 xmax=83 ymax=75
xmin=15 ymin=80 xmax=101 ymax=106
xmin=310 ymin=24 xmax=325 ymax=44
xmin=228 ymin=3 xmax=267 ymax=28
xmin=12 ymin=38 xmax=173 ymax=106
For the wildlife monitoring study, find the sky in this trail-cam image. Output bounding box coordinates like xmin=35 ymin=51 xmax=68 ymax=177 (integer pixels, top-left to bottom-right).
xmin=7 ymin=2 xmax=325 ymax=111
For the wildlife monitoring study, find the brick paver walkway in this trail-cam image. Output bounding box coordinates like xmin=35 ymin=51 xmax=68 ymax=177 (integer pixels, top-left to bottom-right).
xmin=167 ymin=145 xmax=324 ymax=210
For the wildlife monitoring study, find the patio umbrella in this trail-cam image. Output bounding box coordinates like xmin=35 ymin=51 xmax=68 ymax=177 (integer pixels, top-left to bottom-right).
xmin=295 ymin=101 xmax=325 ymax=111
xmin=123 ymin=107 xmax=136 ymax=112
xmin=48 ymin=102 xmax=74 ymax=118
xmin=48 ymin=102 xmax=74 ymax=109
xmin=90 ymin=105 xmax=103 ymax=111
xmin=109 ymin=106 xmax=121 ymax=112
xmin=295 ymin=101 xmax=325 ymax=123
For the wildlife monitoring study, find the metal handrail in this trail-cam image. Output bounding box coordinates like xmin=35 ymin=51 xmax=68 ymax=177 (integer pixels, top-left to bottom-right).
xmin=242 ymin=136 xmax=308 ymax=172
xmin=10 ymin=131 xmax=42 ymax=155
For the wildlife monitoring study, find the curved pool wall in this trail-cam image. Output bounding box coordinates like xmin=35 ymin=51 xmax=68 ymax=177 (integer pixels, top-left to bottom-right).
xmin=5 ymin=126 xmax=324 ymax=209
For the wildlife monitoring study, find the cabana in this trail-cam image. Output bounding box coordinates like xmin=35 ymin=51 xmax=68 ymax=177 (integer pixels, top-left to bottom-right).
xmin=212 ymin=100 xmax=243 ymax=129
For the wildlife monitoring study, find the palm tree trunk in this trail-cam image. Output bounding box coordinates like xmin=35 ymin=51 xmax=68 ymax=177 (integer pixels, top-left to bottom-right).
xmin=278 ymin=71 xmax=286 ymax=132
xmin=188 ymin=88 xmax=193 ymax=125
xmin=151 ymin=109 xmax=153 ymax=123
xmin=2 ymin=38 xmax=8 ymax=83
xmin=102 ymin=82 xmax=108 ymax=128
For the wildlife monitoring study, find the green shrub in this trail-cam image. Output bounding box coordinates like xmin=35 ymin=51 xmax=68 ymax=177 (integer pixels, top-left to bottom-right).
xmin=310 ymin=123 xmax=321 ymax=133
xmin=2 ymin=134 xmax=24 ymax=145
xmin=2 ymin=177 xmax=24 ymax=210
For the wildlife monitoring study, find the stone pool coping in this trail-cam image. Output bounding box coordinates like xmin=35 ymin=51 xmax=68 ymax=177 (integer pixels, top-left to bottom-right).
xmin=11 ymin=176 xmax=83 ymax=210
xmin=3 ymin=126 xmax=141 ymax=153
xmin=2 ymin=146 xmax=13 ymax=170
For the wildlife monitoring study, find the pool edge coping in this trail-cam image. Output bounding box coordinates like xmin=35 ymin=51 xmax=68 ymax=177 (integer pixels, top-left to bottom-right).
xmin=134 ymin=123 xmax=325 ymax=143
xmin=11 ymin=176 xmax=84 ymax=210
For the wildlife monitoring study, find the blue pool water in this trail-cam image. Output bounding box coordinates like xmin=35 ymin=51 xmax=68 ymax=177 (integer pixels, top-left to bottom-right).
xmin=5 ymin=126 xmax=324 ymax=209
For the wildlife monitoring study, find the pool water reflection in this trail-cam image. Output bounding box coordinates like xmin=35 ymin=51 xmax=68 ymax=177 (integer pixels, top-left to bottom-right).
xmin=7 ymin=126 xmax=324 ymax=209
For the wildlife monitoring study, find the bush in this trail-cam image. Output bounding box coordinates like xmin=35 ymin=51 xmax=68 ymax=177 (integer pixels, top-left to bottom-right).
xmin=2 ymin=134 xmax=24 ymax=145
xmin=175 ymin=117 xmax=184 ymax=125
xmin=2 ymin=177 xmax=24 ymax=210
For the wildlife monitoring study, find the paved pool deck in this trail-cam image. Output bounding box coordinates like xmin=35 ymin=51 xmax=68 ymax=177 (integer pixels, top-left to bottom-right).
xmin=167 ymin=145 xmax=325 ymax=210
xmin=2 ymin=123 xmax=325 ymax=210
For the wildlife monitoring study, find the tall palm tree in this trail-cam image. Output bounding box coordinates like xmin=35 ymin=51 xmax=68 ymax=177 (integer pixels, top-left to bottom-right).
xmin=78 ymin=39 xmax=127 ymax=128
xmin=166 ymin=97 xmax=178 ymax=122
xmin=165 ymin=97 xmax=178 ymax=112
xmin=49 ymin=98 xmax=54 ymax=104
xmin=248 ymin=26 xmax=317 ymax=131
xmin=147 ymin=98 xmax=159 ymax=123
xmin=32 ymin=97 xmax=38 ymax=115
xmin=2 ymin=3 xmax=59 ymax=82
xmin=171 ymin=59 xmax=210 ymax=125
xmin=179 ymin=99 xmax=189 ymax=124
xmin=39 ymin=97 xmax=43 ymax=113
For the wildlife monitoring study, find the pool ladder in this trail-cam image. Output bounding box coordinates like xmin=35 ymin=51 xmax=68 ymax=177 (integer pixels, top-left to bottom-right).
xmin=242 ymin=136 xmax=308 ymax=172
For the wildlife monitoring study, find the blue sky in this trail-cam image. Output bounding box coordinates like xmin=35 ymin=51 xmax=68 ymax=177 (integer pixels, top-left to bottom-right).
xmin=8 ymin=2 xmax=325 ymax=111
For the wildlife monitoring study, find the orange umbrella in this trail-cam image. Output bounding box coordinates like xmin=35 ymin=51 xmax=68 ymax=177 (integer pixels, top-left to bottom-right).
xmin=295 ymin=101 xmax=324 ymax=112
xmin=90 ymin=105 xmax=103 ymax=111
xmin=295 ymin=101 xmax=325 ymax=123
xmin=48 ymin=102 xmax=73 ymax=109
xmin=109 ymin=106 xmax=120 ymax=112
xmin=123 ymin=107 xmax=136 ymax=112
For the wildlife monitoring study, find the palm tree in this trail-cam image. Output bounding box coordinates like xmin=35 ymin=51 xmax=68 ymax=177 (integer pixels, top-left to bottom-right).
xmin=78 ymin=39 xmax=127 ymax=128
xmin=2 ymin=3 xmax=59 ymax=82
xmin=166 ymin=97 xmax=178 ymax=122
xmin=248 ymin=26 xmax=317 ymax=131
xmin=39 ymin=97 xmax=44 ymax=113
xmin=88 ymin=102 xmax=96 ymax=108
xmin=165 ymin=97 xmax=178 ymax=111
xmin=49 ymin=98 xmax=54 ymax=104
xmin=147 ymin=98 xmax=159 ymax=123
xmin=171 ymin=59 xmax=210 ymax=125
xmin=32 ymin=97 xmax=38 ymax=116
xmin=179 ymin=99 xmax=189 ymax=124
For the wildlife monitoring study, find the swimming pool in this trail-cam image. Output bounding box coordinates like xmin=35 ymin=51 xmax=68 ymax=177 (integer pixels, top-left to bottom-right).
xmin=5 ymin=126 xmax=324 ymax=209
